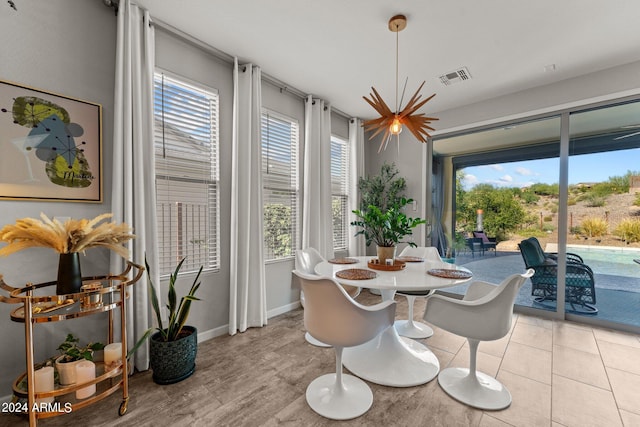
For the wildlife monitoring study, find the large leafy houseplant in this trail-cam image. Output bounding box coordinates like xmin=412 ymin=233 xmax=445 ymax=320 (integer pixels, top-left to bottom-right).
xmin=358 ymin=162 xmax=406 ymax=212
xmin=351 ymin=197 xmax=426 ymax=248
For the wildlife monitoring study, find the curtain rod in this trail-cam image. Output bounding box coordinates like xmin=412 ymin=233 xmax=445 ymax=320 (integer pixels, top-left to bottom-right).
xmin=147 ymin=16 xmax=352 ymax=120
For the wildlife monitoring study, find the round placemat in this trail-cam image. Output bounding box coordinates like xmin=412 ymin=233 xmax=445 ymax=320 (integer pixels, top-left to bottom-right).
xmin=427 ymin=268 xmax=472 ymax=279
xmin=335 ymin=268 xmax=378 ymax=280
xmin=328 ymin=257 xmax=359 ymax=264
xmin=396 ymin=256 xmax=424 ymax=263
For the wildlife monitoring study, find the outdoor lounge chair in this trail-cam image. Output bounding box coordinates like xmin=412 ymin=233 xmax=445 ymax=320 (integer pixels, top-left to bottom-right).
xmin=518 ymin=237 xmax=597 ymax=313
xmin=465 ymin=237 xmax=484 ymax=257
xmin=473 ymin=231 xmax=497 ymax=256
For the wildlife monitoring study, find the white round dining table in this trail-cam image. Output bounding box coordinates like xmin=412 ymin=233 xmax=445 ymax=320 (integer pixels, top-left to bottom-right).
xmin=314 ymin=256 xmax=472 ymax=387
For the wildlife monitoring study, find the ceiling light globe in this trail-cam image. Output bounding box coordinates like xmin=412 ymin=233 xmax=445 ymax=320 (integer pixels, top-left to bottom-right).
xmin=390 ymin=117 xmax=403 ymax=135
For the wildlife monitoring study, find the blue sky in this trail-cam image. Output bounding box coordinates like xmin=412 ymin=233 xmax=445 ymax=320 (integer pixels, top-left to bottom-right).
xmin=461 ymin=148 xmax=640 ymax=190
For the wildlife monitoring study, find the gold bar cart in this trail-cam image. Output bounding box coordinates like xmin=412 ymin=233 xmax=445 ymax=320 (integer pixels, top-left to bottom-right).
xmin=0 ymin=261 xmax=144 ymax=426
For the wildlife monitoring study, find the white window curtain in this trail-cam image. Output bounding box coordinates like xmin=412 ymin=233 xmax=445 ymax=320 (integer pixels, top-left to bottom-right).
xmin=110 ymin=0 xmax=158 ymax=371
xmin=302 ymin=97 xmax=334 ymax=259
xmin=229 ymin=59 xmax=267 ymax=334
xmin=348 ymin=118 xmax=366 ymax=256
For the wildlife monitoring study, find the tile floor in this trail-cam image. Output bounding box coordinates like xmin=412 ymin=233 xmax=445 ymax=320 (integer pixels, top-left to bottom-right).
xmin=2 ymin=293 xmax=639 ymax=427
xmin=428 ymin=311 xmax=640 ymax=427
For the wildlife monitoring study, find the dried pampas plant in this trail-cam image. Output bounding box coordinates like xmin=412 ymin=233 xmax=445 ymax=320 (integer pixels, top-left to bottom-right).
xmin=0 ymin=213 xmax=134 ymax=258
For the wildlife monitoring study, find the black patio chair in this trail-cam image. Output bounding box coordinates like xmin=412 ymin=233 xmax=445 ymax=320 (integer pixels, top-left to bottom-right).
xmin=465 ymin=237 xmax=484 ymax=257
xmin=518 ymin=237 xmax=597 ymax=313
xmin=473 ymin=231 xmax=497 ymax=256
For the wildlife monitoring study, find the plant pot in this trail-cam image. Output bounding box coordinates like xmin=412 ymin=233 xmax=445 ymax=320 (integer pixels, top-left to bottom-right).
xmin=376 ymin=245 xmax=396 ymax=264
xmin=55 ymin=356 xmax=85 ymax=385
xmin=57 ymin=252 xmax=83 ymax=295
xmin=149 ymin=326 xmax=197 ymax=385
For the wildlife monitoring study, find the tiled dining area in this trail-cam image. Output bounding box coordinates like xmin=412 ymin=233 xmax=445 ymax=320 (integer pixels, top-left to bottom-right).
xmin=430 ymin=310 xmax=640 ymax=427
xmin=4 ymin=290 xmax=638 ymax=427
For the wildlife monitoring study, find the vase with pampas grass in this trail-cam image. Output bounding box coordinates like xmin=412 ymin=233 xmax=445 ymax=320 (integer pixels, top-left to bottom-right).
xmin=0 ymin=213 xmax=134 ymax=295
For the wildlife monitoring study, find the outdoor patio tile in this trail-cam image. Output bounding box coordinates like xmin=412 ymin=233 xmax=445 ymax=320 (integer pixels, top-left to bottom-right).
xmin=517 ymin=314 xmax=552 ymax=330
xmin=552 ymin=322 xmax=599 ymax=354
xmin=592 ymin=327 xmax=640 ymax=348
xmin=449 ymin=345 xmax=502 ymax=377
xmin=490 ymin=370 xmax=551 ymax=427
xmin=598 ymin=340 xmax=640 ymax=376
xmin=620 ymin=409 xmax=640 ymax=427
xmin=552 ymin=344 xmax=609 ymax=390
xmin=606 ymin=367 xmax=640 ymax=416
xmin=552 ymin=374 xmax=622 ymax=427
xmin=500 ymin=341 xmax=551 ymax=385
xmin=510 ymin=322 xmax=552 ymax=351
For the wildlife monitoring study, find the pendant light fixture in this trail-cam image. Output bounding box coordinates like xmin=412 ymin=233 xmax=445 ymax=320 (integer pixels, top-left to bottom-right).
xmin=363 ymin=14 xmax=438 ymax=152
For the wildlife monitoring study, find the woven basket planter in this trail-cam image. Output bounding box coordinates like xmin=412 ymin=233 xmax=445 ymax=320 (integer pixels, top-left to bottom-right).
xmin=149 ymin=326 xmax=197 ymax=385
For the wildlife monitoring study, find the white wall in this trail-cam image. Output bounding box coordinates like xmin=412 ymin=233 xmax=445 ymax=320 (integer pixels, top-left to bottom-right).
xmin=434 ymin=60 xmax=640 ymax=134
xmin=0 ymin=0 xmax=118 ymax=398
xmin=365 ymin=133 xmax=428 ymax=255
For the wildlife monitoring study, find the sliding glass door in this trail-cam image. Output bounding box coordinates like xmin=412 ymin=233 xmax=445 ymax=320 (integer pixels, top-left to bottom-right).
xmin=434 ymin=97 xmax=640 ymax=331
xmin=567 ymin=100 xmax=640 ymax=327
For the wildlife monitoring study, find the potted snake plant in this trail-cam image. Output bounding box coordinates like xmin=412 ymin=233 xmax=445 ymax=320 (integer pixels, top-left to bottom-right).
xmin=130 ymin=257 xmax=203 ymax=384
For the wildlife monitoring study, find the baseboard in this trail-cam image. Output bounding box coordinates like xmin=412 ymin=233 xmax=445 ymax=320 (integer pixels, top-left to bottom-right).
xmin=197 ymin=324 xmax=229 ymax=342
xmin=196 ymin=300 xmax=301 ymax=342
xmin=267 ymin=301 xmax=301 ymax=319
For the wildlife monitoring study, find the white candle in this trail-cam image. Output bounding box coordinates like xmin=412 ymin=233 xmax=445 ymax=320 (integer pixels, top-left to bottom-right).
xmin=75 ymin=360 xmax=96 ymax=399
xmin=104 ymin=342 xmax=122 ymax=371
xmin=34 ymin=366 xmax=55 ymax=404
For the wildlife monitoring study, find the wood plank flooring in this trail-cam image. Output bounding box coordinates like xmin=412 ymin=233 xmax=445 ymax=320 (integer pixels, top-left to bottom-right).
xmin=2 ymin=291 xmax=639 ymax=427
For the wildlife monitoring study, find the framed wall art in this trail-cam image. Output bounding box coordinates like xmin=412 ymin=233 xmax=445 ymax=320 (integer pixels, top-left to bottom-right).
xmin=0 ymin=79 xmax=102 ymax=202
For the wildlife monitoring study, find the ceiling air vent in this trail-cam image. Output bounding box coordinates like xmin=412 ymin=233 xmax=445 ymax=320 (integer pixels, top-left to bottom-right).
xmin=439 ymin=67 xmax=472 ymax=86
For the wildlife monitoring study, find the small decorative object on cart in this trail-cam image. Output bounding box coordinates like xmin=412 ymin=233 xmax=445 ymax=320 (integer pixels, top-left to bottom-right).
xmin=103 ymin=342 xmax=122 ymax=372
xmin=75 ymin=360 xmax=96 ymax=399
xmin=0 ymin=213 xmax=134 ymax=294
xmin=80 ymin=282 xmax=103 ymax=309
xmin=55 ymin=334 xmax=104 ymax=385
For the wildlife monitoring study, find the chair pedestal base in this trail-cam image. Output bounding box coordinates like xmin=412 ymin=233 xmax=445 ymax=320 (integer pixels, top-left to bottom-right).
xmin=438 ymin=367 xmax=512 ymax=410
xmin=306 ymin=373 xmax=373 ymax=420
xmin=305 ymin=332 xmax=331 ymax=347
xmin=394 ymin=319 xmax=434 ymax=339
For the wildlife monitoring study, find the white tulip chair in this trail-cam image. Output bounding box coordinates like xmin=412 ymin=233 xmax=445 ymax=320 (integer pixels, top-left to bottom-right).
xmin=295 ymin=247 xmax=359 ymax=347
xmin=293 ymin=271 xmax=396 ymax=420
xmin=423 ymin=269 xmax=534 ymax=410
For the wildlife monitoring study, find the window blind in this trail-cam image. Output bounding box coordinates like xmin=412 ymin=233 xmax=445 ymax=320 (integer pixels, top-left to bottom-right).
xmin=331 ymin=136 xmax=349 ymax=251
xmin=154 ymin=72 xmax=220 ymax=275
xmin=261 ymin=111 xmax=299 ymax=261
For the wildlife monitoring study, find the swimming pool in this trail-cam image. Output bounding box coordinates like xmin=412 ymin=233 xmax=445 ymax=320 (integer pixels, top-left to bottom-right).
xmin=568 ymin=245 xmax=640 ymax=278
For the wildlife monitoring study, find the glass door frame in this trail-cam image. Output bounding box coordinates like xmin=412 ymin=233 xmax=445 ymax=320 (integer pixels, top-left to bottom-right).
xmin=434 ymin=95 xmax=640 ymax=333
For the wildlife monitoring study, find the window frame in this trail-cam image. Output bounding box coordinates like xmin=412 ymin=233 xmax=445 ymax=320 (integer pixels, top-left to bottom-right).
xmin=153 ymin=69 xmax=220 ymax=276
xmin=261 ymin=108 xmax=300 ymax=263
xmin=330 ymin=134 xmax=350 ymax=253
